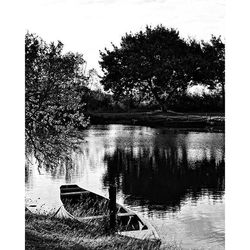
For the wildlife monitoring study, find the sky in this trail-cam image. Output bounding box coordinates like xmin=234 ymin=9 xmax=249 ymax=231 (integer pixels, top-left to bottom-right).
xmin=25 ymin=0 xmax=225 ymax=73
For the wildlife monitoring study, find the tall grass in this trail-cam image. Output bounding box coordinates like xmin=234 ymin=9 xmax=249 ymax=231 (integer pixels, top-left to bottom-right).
xmin=25 ymin=211 xmax=162 ymax=249
xmin=63 ymin=196 xmax=110 ymax=217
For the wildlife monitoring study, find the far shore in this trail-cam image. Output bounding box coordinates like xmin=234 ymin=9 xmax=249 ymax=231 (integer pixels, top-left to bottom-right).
xmin=87 ymin=110 xmax=225 ymax=132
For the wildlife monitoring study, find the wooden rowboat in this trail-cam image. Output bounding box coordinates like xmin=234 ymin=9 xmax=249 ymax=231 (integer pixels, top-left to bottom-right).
xmin=55 ymin=184 xmax=161 ymax=244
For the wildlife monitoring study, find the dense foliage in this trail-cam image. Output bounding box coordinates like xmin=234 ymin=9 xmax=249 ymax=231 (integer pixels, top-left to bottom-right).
xmin=25 ymin=33 xmax=89 ymax=168
xmin=84 ymin=88 xmax=224 ymax=113
xmin=99 ymin=25 xmax=207 ymax=111
xmin=202 ymin=36 xmax=225 ymax=104
xmin=168 ymin=92 xmax=224 ymax=112
xmin=99 ymin=25 xmax=225 ymax=112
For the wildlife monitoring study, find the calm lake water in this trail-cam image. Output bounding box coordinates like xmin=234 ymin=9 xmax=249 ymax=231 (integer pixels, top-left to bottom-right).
xmin=25 ymin=124 xmax=225 ymax=250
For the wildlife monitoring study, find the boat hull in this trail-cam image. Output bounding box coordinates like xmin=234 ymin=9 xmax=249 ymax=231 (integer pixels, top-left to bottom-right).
xmin=58 ymin=184 xmax=161 ymax=244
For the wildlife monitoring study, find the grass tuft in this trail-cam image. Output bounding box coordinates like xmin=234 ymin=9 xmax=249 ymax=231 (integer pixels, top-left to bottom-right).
xmin=25 ymin=211 xmax=162 ymax=249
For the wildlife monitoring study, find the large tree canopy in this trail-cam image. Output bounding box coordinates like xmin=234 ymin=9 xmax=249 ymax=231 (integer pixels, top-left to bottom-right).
xmin=25 ymin=32 xmax=89 ymax=168
xmin=202 ymin=36 xmax=225 ymax=102
xmin=99 ymin=25 xmax=206 ymax=111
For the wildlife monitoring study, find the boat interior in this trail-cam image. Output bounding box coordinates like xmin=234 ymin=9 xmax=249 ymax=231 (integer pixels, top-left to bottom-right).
xmin=60 ymin=185 xmax=148 ymax=231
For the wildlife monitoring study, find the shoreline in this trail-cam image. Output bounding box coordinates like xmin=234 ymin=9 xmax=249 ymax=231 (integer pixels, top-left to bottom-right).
xmin=25 ymin=211 xmax=169 ymax=250
xmin=88 ymin=111 xmax=225 ymax=132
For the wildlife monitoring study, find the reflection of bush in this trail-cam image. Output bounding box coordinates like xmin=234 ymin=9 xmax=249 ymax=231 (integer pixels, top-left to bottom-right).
xmin=103 ymin=147 xmax=225 ymax=212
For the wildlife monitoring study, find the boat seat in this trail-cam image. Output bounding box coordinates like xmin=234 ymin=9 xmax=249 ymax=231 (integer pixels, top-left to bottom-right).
xmin=76 ymin=212 xmax=136 ymax=221
xmin=61 ymin=191 xmax=90 ymax=196
xmin=60 ymin=185 xmax=79 ymax=189
xmin=117 ymin=212 xmax=135 ymax=217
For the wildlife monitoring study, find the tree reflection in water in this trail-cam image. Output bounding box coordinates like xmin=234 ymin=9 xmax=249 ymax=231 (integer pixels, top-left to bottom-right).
xmin=25 ymin=125 xmax=224 ymax=217
xmin=103 ymin=145 xmax=224 ymax=213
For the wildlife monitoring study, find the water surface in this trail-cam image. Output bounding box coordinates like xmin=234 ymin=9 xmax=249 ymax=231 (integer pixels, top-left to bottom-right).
xmin=25 ymin=124 xmax=225 ymax=250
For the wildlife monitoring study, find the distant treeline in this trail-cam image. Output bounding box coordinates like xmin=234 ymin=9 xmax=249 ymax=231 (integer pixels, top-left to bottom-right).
xmin=84 ymin=89 xmax=224 ymax=113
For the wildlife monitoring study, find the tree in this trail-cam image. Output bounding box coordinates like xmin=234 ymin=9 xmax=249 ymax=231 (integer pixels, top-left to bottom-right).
xmin=202 ymin=36 xmax=225 ymax=105
xmin=25 ymin=32 xmax=89 ymax=168
xmin=99 ymin=25 xmax=205 ymax=111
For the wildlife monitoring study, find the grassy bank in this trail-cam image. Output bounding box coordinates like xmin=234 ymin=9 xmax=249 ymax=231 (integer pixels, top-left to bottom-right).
xmin=88 ymin=110 xmax=225 ymax=132
xmin=26 ymin=211 xmax=181 ymax=250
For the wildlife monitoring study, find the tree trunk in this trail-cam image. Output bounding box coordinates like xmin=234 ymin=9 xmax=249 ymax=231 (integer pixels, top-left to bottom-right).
xmin=161 ymin=104 xmax=168 ymax=112
xmin=150 ymin=87 xmax=168 ymax=112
